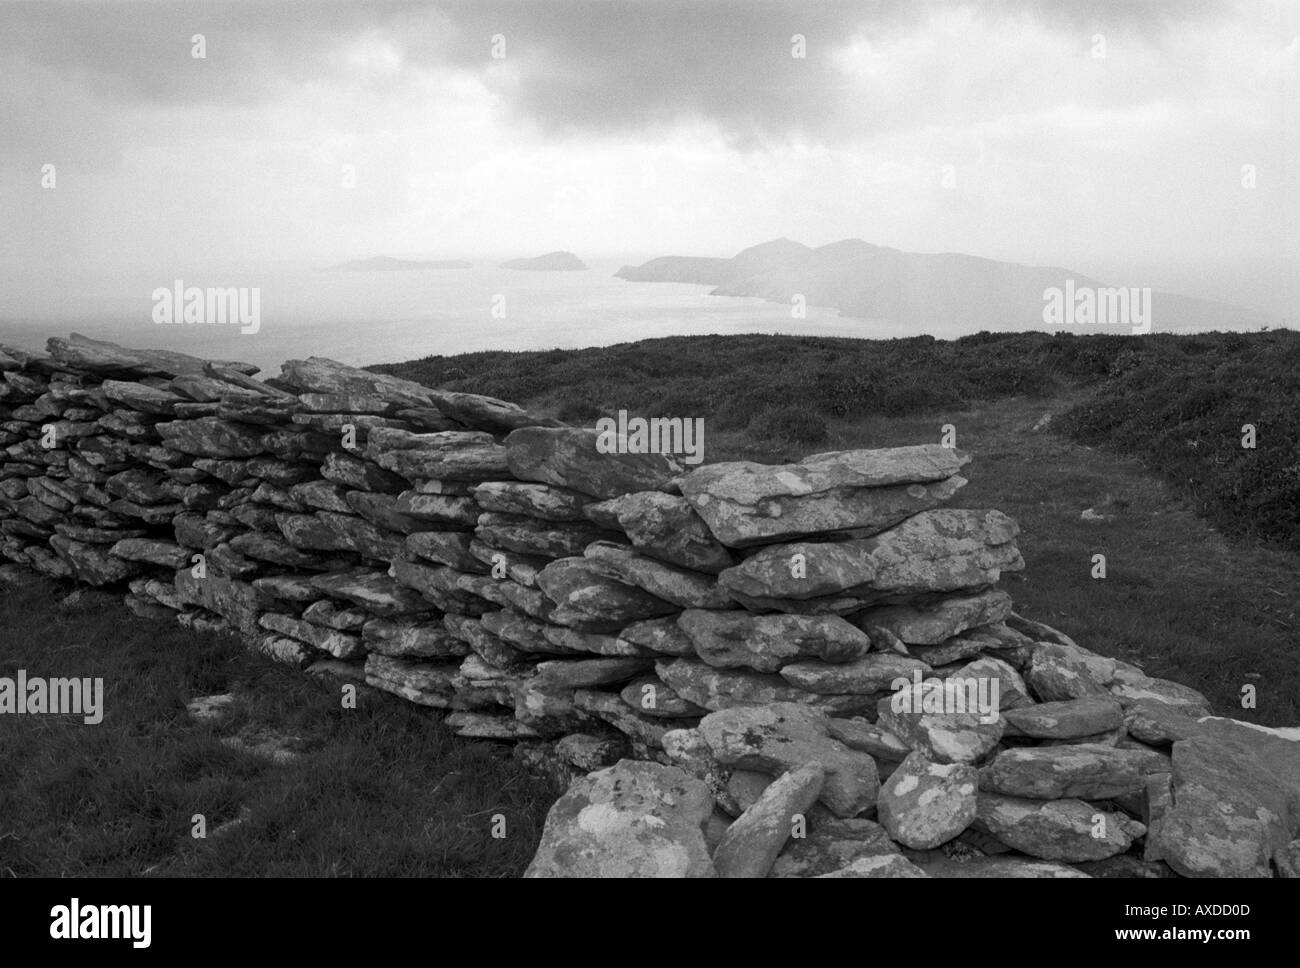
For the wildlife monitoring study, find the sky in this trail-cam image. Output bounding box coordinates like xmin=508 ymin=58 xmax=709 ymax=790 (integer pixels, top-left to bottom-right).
xmin=0 ymin=0 xmax=1296 ymax=313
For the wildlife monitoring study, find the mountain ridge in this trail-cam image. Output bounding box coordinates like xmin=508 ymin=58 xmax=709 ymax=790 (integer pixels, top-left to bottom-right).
xmin=616 ymin=239 xmax=1276 ymax=334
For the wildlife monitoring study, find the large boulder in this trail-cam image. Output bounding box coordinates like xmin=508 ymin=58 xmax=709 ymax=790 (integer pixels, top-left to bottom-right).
xmin=1149 ymin=725 xmax=1300 ymax=878
xmin=524 ymin=760 xmax=717 ymax=877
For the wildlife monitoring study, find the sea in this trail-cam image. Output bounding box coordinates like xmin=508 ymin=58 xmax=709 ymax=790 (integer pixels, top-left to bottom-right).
xmin=0 ymin=259 xmax=881 ymax=375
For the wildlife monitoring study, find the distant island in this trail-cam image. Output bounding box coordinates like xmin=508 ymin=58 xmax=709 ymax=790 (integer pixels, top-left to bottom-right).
xmin=329 ymin=256 xmax=472 ymax=272
xmin=614 ymin=256 xmax=730 ymax=284
xmin=616 ymin=238 xmax=1276 ymax=334
xmin=499 ymin=251 xmax=588 ymax=271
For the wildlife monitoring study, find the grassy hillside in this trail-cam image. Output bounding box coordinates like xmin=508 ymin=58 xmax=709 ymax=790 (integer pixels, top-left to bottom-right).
xmin=375 ymin=329 xmax=1300 ymax=551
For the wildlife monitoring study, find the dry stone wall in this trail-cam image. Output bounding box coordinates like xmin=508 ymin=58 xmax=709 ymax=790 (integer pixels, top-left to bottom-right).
xmin=2 ymin=333 xmax=1298 ymax=879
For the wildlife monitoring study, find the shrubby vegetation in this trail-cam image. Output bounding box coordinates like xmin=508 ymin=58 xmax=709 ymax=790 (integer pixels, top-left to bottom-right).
xmin=374 ymin=329 xmax=1300 ymax=550
xmin=1057 ymin=331 xmax=1300 ymax=549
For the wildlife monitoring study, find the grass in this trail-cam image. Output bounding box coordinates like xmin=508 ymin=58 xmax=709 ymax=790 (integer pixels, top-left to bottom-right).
xmin=0 ymin=578 xmax=562 ymax=877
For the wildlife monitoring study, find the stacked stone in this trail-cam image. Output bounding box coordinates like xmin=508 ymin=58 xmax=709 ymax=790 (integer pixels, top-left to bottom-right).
xmin=3 ymin=333 xmax=1298 ymax=879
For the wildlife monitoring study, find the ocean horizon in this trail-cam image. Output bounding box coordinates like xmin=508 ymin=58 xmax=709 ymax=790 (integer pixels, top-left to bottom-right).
xmin=0 ymin=259 xmax=881 ymax=373
xmin=2 ymin=256 xmax=1290 ymax=374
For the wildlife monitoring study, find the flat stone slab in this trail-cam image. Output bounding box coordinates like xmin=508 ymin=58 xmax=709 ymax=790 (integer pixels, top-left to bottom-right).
xmin=308 ymin=569 xmax=430 ymax=616
xmin=679 ymin=445 xmax=969 ymax=547
xmin=718 ymin=509 xmax=1023 ymax=604
xmin=584 ymin=541 xmax=731 ymax=609
xmin=424 ymin=389 xmax=563 ymax=433
xmin=506 ymin=426 xmax=683 ymax=500
xmin=974 ymin=794 xmax=1145 ymax=862
xmin=1025 ymin=642 xmax=1116 ymax=701
xmin=911 ymin=855 xmax=1090 ymax=878
xmin=538 ymin=557 xmax=678 ymax=626
xmin=769 ymin=818 xmax=900 ymax=878
xmin=1002 ymin=697 xmax=1125 ymax=738
xmin=47 ymin=333 xmax=259 ymax=378
xmin=656 ymin=658 xmax=876 ymax=716
xmin=585 ymin=491 xmax=734 ymax=573
xmin=780 ymin=653 xmax=930 ymax=694
xmin=678 ymin=609 xmax=872 ymax=674
xmin=978 ymin=744 xmax=1170 ymax=799
xmin=1123 ymin=699 xmax=1204 ymax=744
xmin=1108 ymin=668 xmax=1212 ymax=717
xmin=816 ymin=854 xmax=930 ymax=878
xmin=864 ymin=589 xmax=1013 ymax=646
xmin=713 ymin=763 xmax=826 ymax=878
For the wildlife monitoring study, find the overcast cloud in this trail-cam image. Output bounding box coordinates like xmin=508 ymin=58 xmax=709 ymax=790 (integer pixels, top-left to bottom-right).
xmin=0 ymin=0 xmax=1295 ymax=313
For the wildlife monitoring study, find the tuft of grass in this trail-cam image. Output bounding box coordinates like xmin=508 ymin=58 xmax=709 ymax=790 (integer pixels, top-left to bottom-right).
xmin=0 ymin=579 xmax=562 ymax=877
xmin=747 ymin=405 xmax=829 ymax=447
